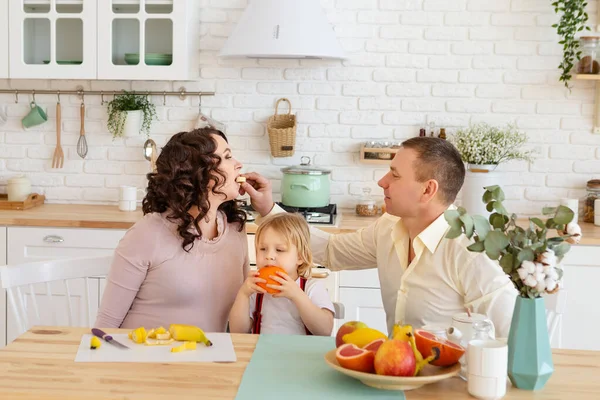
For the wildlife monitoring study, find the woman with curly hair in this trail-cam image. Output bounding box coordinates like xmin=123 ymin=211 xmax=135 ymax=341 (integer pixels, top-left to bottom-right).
xmin=95 ymin=128 xmax=272 ymax=331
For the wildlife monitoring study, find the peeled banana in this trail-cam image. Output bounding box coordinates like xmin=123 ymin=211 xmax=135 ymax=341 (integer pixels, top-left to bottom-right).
xmin=392 ymin=323 xmax=439 ymax=376
xmin=169 ymin=324 xmax=213 ymax=347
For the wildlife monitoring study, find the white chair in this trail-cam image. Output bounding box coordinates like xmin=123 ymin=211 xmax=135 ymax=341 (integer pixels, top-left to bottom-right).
xmin=545 ymin=289 xmax=568 ymax=348
xmin=0 ymin=256 xmax=112 ymax=338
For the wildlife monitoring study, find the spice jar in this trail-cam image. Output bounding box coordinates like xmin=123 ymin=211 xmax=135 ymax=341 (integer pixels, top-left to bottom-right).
xmin=577 ymin=37 xmax=600 ymax=74
xmin=583 ymin=179 xmax=600 ymax=223
xmin=356 ymin=188 xmax=378 ymax=216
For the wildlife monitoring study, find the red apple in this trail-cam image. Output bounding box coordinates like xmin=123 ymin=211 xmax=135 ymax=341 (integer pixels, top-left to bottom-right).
xmin=335 ymin=321 xmax=368 ymax=348
xmin=374 ymin=339 xmax=416 ymax=377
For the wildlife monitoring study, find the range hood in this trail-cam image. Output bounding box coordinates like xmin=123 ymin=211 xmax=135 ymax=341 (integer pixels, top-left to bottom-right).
xmin=219 ymin=0 xmax=346 ymax=60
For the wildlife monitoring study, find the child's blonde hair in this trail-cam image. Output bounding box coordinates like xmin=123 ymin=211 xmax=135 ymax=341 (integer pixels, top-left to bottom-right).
xmin=255 ymin=213 xmax=313 ymax=278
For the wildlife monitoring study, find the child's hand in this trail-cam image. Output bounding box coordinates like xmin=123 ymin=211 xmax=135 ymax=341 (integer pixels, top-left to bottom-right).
xmin=241 ymin=271 xmax=267 ymax=297
xmin=267 ymin=271 xmax=305 ymax=301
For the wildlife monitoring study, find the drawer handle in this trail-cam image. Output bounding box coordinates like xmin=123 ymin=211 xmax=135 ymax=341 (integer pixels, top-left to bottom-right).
xmin=43 ymin=235 xmax=64 ymax=243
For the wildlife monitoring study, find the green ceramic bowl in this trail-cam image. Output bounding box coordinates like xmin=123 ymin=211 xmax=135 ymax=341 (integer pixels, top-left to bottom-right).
xmin=124 ymin=53 xmax=172 ymax=66
xmin=42 ymin=60 xmax=83 ymax=65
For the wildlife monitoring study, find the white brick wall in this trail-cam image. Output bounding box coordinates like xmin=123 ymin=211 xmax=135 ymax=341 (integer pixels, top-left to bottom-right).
xmin=0 ymin=0 xmax=599 ymax=213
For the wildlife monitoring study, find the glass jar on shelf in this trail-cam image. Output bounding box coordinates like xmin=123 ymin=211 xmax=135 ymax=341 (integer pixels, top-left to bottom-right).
xmin=583 ymin=179 xmax=600 ymax=223
xmin=356 ymin=187 xmax=379 ymax=216
xmin=577 ymin=36 xmax=600 ymax=74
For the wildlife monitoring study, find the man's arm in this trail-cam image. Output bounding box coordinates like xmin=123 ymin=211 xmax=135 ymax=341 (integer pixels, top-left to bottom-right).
xmin=460 ymin=253 xmax=518 ymax=338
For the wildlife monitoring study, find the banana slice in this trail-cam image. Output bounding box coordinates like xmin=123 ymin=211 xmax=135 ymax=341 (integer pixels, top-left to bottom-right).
xmin=144 ymin=338 xmax=174 ymax=346
xmin=155 ymin=332 xmax=171 ymax=340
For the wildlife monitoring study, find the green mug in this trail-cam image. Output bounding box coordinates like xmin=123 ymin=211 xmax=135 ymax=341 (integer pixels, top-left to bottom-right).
xmin=22 ymin=102 xmax=48 ymax=128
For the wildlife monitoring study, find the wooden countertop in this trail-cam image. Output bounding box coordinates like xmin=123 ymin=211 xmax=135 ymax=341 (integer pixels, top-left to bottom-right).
xmin=1 ymin=203 xmax=599 ymax=245
xmin=0 ymin=203 xmax=374 ymax=233
xmin=0 ymin=326 xmax=599 ymax=399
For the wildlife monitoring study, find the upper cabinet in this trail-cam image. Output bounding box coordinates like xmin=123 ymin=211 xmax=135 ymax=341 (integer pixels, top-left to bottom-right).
xmin=9 ymin=0 xmax=97 ymax=79
xmin=0 ymin=1 xmax=9 ymax=78
xmin=97 ymin=0 xmax=197 ymax=80
xmin=5 ymin=0 xmax=198 ymax=80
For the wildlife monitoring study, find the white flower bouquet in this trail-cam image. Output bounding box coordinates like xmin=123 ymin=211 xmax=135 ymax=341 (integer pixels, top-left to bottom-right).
xmin=450 ymin=122 xmax=536 ymax=166
xmin=444 ymin=185 xmax=581 ymax=298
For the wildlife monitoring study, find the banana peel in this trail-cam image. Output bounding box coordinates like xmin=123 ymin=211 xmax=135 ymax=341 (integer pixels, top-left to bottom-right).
xmin=171 ymin=341 xmax=197 ymax=353
xmin=392 ymin=323 xmax=440 ymax=376
xmin=169 ymin=324 xmax=213 ymax=347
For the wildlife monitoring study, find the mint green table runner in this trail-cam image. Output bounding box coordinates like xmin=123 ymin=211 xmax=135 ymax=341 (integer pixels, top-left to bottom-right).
xmin=235 ymin=334 xmax=405 ymax=399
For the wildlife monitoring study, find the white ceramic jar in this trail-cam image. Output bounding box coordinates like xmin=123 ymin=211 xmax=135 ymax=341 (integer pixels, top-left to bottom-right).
xmin=7 ymin=176 xmax=32 ymax=201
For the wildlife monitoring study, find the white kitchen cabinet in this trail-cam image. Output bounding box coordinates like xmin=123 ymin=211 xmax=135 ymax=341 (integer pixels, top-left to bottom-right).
xmin=338 ymin=287 xmax=387 ymax=335
xmin=560 ymin=246 xmax=600 ymax=351
xmin=8 ymin=0 xmax=97 ymax=79
xmin=0 ymin=1 xmax=8 ymax=78
xmin=4 ymin=226 xmax=126 ymax=345
xmin=0 ymin=227 xmax=7 ymax=348
xmin=339 ymin=269 xmax=380 ymax=289
xmin=97 ymin=0 xmax=198 ymax=80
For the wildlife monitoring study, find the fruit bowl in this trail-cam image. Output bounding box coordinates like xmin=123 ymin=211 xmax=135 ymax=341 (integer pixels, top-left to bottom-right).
xmin=324 ymin=349 xmax=460 ymax=391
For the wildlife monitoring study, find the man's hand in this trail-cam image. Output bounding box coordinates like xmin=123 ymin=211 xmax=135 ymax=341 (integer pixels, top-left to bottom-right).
xmin=239 ymin=172 xmax=274 ymax=216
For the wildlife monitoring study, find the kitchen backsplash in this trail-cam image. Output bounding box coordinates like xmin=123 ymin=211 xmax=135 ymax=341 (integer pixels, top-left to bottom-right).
xmin=1 ymin=0 xmax=600 ymax=213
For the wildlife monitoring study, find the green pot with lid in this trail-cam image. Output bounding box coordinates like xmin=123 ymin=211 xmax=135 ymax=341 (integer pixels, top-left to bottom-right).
xmin=281 ymin=156 xmax=331 ymax=208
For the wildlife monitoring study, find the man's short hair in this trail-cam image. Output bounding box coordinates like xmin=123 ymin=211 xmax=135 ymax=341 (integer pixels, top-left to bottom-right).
xmin=400 ymin=137 xmax=465 ymax=204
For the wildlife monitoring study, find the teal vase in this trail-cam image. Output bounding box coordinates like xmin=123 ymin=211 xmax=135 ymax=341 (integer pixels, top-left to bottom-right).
xmin=507 ymin=296 xmax=554 ymax=390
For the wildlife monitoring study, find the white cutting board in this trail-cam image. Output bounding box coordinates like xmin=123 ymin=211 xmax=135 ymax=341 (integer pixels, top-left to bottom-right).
xmin=74 ymin=333 xmax=237 ymax=363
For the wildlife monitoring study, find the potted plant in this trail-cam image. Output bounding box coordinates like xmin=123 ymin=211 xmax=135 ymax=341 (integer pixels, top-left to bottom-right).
xmin=107 ymin=91 xmax=157 ymax=138
xmin=444 ymin=185 xmax=582 ymax=391
xmin=449 ymin=123 xmax=536 ymax=216
xmin=552 ymin=0 xmax=590 ymax=89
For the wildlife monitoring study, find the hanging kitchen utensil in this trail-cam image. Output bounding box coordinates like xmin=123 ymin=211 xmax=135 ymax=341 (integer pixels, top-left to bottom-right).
xmin=77 ymin=95 xmax=88 ymax=159
xmin=143 ymin=138 xmax=158 ymax=172
xmin=52 ymin=100 xmax=64 ymax=169
xmin=194 ymin=94 xmax=226 ymax=132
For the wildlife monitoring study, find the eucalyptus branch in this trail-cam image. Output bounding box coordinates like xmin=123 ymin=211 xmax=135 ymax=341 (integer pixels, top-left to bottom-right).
xmin=444 ymin=185 xmax=580 ymax=299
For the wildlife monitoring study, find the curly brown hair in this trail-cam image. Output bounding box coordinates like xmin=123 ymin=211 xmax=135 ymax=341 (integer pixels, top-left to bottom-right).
xmin=142 ymin=128 xmax=246 ymax=251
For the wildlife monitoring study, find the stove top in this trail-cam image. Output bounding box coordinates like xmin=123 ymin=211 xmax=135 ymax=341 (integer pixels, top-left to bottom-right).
xmin=237 ymin=200 xmax=339 ymax=225
xmin=275 ymin=203 xmax=337 ymax=225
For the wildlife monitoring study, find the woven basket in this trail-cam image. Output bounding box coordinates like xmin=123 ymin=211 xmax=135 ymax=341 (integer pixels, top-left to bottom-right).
xmin=267 ymin=98 xmax=296 ymax=158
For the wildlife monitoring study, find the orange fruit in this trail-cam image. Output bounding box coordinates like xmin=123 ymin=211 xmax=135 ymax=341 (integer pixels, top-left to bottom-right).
xmin=256 ymin=265 xmax=287 ymax=294
xmin=363 ymin=338 xmax=386 ymax=354
xmin=335 ymin=343 xmax=375 ymax=373
xmin=414 ymin=329 xmax=465 ymax=367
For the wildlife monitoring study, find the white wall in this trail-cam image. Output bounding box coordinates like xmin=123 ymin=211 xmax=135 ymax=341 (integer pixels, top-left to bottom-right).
xmin=0 ymin=0 xmax=599 ymax=213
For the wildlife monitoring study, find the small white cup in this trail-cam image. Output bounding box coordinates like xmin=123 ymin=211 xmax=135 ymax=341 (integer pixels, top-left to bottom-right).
xmin=468 ymin=339 xmax=508 ymax=378
xmin=118 ymin=200 xmax=136 ymax=212
xmin=119 ymin=185 xmax=137 ymax=201
xmin=467 ymin=373 xmax=507 ymax=400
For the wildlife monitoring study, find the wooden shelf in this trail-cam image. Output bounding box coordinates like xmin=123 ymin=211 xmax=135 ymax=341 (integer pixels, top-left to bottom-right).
xmin=24 ymin=0 xmax=172 ymax=4
xmin=359 ymin=145 xmax=398 ymax=165
xmin=574 ymin=74 xmax=600 ymax=80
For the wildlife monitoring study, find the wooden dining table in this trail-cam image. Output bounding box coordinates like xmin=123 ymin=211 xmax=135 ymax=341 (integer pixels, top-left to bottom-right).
xmin=0 ymin=327 xmax=599 ymax=399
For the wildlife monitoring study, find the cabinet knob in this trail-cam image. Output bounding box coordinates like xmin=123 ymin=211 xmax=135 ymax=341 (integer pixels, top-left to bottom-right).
xmin=43 ymin=235 xmax=64 ymax=243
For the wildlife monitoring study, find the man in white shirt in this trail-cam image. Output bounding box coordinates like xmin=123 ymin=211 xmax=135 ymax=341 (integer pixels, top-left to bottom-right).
xmin=242 ymin=137 xmax=517 ymax=337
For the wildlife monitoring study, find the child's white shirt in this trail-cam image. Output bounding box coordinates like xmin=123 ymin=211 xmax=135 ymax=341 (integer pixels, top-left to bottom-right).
xmin=248 ymin=278 xmax=334 ymax=335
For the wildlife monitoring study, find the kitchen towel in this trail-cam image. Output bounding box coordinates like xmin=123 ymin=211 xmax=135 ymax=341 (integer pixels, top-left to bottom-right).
xmin=235 ymin=334 xmax=405 ymax=400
